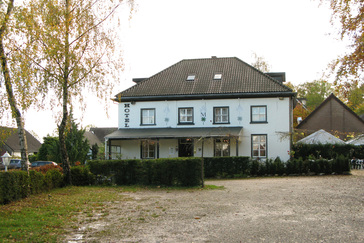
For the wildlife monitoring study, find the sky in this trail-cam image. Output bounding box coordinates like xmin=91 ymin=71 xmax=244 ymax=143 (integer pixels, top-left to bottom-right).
xmin=9 ymin=0 xmax=351 ymax=141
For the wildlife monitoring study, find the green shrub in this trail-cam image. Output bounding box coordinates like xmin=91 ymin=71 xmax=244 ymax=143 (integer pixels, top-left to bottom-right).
xmin=71 ymin=166 xmax=95 ymax=186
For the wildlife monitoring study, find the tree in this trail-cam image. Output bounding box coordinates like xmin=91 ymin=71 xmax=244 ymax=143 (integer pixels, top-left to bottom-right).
xmin=37 ymin=135 xmax=60 ymax=163
xmin=23 ymin=0 xmax=134 ymax=184
xmin=345 ymin=83 xmax=364 ymax=115
xmin=251 ymin=52 xmax=271 ymax=72
xmin=322 ymin=0 xmax=364 ymax=89
xmin=37 ymin=116 xmax=89 ymax=165
xmin=295 ymin=80 xmax=333 ymax=111
xmin=65 ymin=114 xmax=89 ymax=165
xmin=91 ymin=143 xmax=99 ymax=160
xmin=0 ymin=0 xmax=36 ymax=172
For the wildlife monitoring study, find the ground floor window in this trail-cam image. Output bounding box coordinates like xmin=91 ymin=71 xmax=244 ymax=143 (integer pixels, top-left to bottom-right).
xmin=111 ymin=145 xmax=121 ymax=159
xmin=214 ymin=138 xmax=230 ymax=157
xmin=141 ymin=140 xmax=156 ymax=159
xmin=252 ymin=135 xmax=267 ymax=158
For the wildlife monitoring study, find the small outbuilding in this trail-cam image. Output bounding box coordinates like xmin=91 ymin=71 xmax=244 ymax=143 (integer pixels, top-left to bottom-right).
xmin=297 ymin=129 xmax=345 ymax=145
xmin=346 ymin=134 xmax=364 ymax=146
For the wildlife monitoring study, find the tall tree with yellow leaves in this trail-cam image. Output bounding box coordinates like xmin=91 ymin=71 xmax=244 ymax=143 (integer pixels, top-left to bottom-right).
xmin=22 ymin=0 xmax=134 ymax=184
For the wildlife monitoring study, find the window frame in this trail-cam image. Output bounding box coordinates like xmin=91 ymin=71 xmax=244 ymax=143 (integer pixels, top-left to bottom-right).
xmin=213 ymin=106 xmax=230 ymax=124
xmin=251 ymin=105 xmax=267 ymax=123
xmin=251 ymin=134 xmax=267 ymax=159
xmin=141 ymin=140 xmax=156 ymax=159
xmin=178 ymin=107 xmax=194 ymax=125
xmin=214 ymin=138 xmax=230 ymax=157
xmin=110 ymin=145 xmax=121 ymax=160
xmin=140 ymin=108 xmax=156 ymax=126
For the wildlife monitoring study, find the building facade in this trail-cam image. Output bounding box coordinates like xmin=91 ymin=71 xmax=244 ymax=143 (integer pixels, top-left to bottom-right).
xmin=106 ymin=57 xmax=296 ymax=161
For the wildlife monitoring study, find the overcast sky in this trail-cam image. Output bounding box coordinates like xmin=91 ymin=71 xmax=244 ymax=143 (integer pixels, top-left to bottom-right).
xmin=18 ymin=0 xmax=350 ymax=141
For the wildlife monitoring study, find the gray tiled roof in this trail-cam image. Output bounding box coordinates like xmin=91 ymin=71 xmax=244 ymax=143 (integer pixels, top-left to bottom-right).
xmin=0 ymin=127 xmax=41 ymax=154
xmin=115 ymin=57 xmax=293 ymax=100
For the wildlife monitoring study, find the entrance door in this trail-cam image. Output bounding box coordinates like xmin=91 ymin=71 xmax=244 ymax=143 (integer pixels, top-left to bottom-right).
xmin=178 ymin=138 xmax=194 ymax=157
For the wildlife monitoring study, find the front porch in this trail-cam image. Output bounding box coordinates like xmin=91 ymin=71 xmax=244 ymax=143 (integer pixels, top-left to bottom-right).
xmin=105 ymin=127 xmax=243 ymax=160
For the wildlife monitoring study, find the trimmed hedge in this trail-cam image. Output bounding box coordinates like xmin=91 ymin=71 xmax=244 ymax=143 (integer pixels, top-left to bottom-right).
xmin=204 ymin=156 xmax=250 ymax=178
xmin=0 ymin=169 xmax=64 ymax=205
xmin=88 ymin=157 xmax=203 ymax=187
xmin=203 ymin=156 xmax=350 ymax=178
xmin=293 ymin=144 xmax=364 ymax=160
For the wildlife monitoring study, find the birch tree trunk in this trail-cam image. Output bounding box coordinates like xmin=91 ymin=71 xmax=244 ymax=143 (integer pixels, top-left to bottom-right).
xmin=59 ymin=0 xmax=72 ymax=185
xmin=0 ymin=0 xmax=29 ymax=173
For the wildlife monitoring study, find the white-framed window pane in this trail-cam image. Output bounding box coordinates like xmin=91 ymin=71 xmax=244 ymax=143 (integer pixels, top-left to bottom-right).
xmin=179 ymin=108 xmax=193 ymax=123
xmin=142 ymin=140 xmax=155 ymax=159
xmin=111 ymin=146 xmax=121 ymax=159
xmin=214 ymin=107 xmax=229 ymax=123
xmin=251 ymin=106 xmax=267 ymax=122
xmin=252 ymin=135 xmax=267 ymax=158
xmin=214 ymin=139 xmax=230 ymax=157
xmin=141 ymin=109 xmax=155 ymax=125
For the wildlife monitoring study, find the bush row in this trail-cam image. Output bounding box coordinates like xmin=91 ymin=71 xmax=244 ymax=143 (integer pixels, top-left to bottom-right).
xmin=293 ymin=144 xmax=364 ymax=160
xmin=0 ymin=166 xmax=95 ymax=205
xmin=204 ymin=155 xmax=350 ymax=178
xmin=0 ymin=169 xmax=63 ymax=205
xmin=88 ymin=157 xmax=203 ymax=187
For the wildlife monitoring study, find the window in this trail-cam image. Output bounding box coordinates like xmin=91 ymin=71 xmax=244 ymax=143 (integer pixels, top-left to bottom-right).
xmin=111 ymin=146 xmax=121 ymax=159
xmin=214 ymin=73 xmax=222 ymax=80
xmin=186 ymin=75 xmax=195 ymax=81
xmin=141 ymin=140 xmax=156 ymax=159
xmin=178 ymin=107 xmax=194 ymax=124
xmin=141 ymin=108 xmax=155 ymax=125
xmin=214 ymin=107 xmax=229 ymax=124
xmin=214 ymin=138 xmax=230 ymax=157
xmin=252 ymin=135 xmax=267 ymax=158
xmin=251 ymin=106 xmax=267 ymax=123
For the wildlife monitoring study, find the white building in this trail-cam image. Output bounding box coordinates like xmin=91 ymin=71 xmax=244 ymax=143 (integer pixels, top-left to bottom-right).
xmin=105 ymin=57 xmax=295 ymax=161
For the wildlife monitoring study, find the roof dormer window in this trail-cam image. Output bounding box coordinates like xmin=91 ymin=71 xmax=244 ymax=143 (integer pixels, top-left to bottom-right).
xmin=214 ymin=73 xmax=222 ymax=80
xmin=186 ymin=74 xmax=195 ymax=81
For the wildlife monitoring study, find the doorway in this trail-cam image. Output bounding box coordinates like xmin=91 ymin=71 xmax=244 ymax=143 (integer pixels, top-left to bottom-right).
xmin=178 ymin=138 xmax=194 ymax=157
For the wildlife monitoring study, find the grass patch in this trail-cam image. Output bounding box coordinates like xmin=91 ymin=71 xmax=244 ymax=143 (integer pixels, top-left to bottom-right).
xmin=203 ymin=185 xmax=225 ymax=190
xmin=0 ymin=184 xmax=223 ymax=242
xmin=0 ymin=186 xmax=125 ymax=242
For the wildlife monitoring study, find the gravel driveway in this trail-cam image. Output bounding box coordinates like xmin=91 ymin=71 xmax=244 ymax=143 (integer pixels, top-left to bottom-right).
xmin=67 ymin=171 xmax=364 ymax=243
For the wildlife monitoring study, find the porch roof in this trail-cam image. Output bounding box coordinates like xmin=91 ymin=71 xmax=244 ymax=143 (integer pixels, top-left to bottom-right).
xmin=105 ymin=127 xmax=243 ymax=140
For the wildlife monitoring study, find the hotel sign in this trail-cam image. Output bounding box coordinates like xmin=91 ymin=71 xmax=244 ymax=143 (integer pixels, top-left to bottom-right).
xmin=124 ymin=103 xmax=130 ymax=127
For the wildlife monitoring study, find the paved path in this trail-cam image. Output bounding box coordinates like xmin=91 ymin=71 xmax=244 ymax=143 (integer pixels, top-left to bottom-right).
xmin=67 ymin=171 xmax=364 ymax=243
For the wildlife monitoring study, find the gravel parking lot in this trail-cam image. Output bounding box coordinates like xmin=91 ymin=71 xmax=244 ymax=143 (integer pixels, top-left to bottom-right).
xmin=67 ymin=171 xmax=364 ymax=243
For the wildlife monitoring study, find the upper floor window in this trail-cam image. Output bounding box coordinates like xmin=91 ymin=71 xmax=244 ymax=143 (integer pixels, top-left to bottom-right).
xmin=214 ymin=107 xmax=229 ymax=124
xmin=252 ymin=135 xmax=267 ymax=158
xmin=214 ymin=138 xmax=230 ymax=157
xmin=251 ymin=106 xmax=267 ymax=123
xmin=178 ymin=107 xmax=194 ymax=124
xmin=141 ymin=108 xmax=155 ymax=125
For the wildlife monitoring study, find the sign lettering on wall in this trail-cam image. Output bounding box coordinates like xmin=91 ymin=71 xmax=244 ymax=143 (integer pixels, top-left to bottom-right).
xmin=124 ymin=103 xmax=130 ymax=127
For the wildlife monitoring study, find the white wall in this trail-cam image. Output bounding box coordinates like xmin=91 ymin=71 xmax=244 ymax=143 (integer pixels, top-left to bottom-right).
xmin=117 ymin=97 xmax=292 ymax=161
